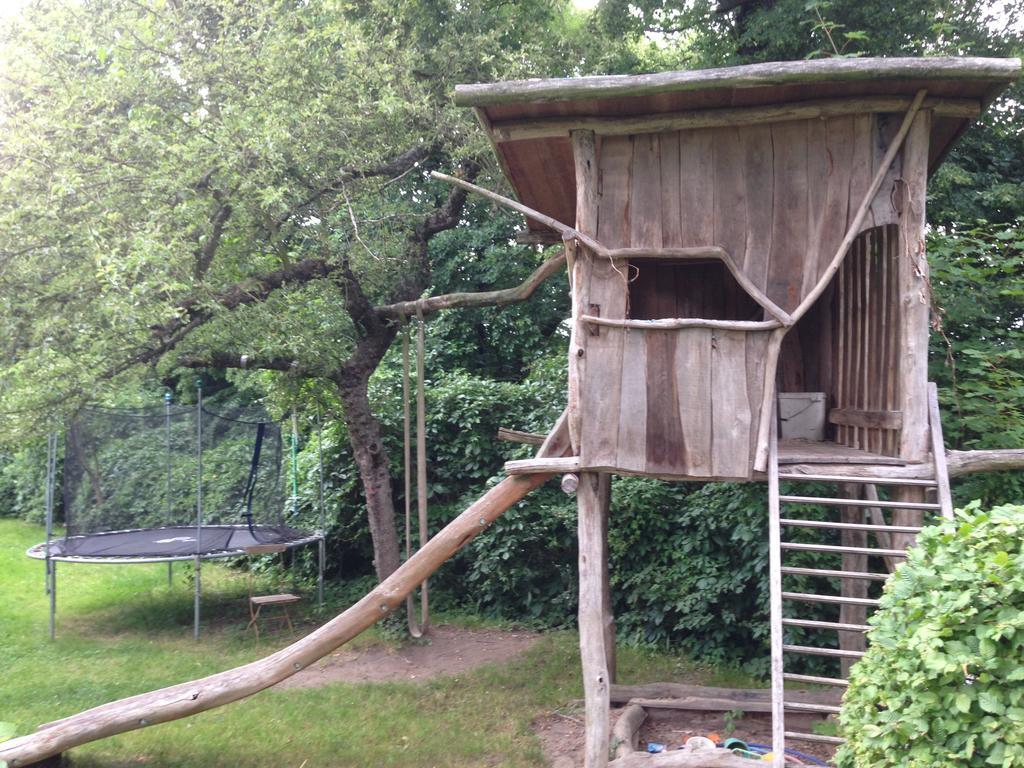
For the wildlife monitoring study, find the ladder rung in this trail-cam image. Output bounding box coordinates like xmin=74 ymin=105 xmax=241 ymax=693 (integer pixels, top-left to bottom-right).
xmin=785 ymin=731 xmax=846 ymax=745
xmin=782 ymin=566 xmax=890 ymax=581
xmin=779 ymin=473 xmax=936 ymax=487
xmin=780 ymin=494 xmax=941 ymax=511
xmin=780 ymin=518 xmax=923 ymax=534
xmin=784 ymin=701 xmax=842 ymax=714
xmin=783 ymin=617 xmax=870 ymax=632
xmin=784 ymin=672 xmax=849 ymax=687
xmin=784 ymin=643 xmax=865 ymax=659
xmin=783 ymin=592 xmax=880 ymax=607
xmin=782 ymin=542 xmax=907 ymax=557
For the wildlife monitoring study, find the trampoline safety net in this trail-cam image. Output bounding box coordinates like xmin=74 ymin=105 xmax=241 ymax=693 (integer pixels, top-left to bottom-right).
xmin=60 ymin=405 xmax=307 ymax=558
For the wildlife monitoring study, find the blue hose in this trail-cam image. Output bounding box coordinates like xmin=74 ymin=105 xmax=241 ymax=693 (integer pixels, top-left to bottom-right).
xmin=746 ymin=742 xmax=831 ymax=767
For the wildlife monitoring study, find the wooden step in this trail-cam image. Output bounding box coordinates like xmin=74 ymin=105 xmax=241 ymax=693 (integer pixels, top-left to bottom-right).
xmin=782 ymin=617 xmax=870 ymax=632
xmin=782 ymin=566 xmax=890 ymax=581
xmin=783 ymin=644 xmax=865 ymax=659
xmin=784 ymin=701 xmax=842 ymax=714
xmin=779 ymin=472 xmax=937 ymax=486
xmin=780 ymin=518 xmax=923 ymax=534
xmin=780 ymin=494 xmax=941 ymax=511
xmin=782 ymin=542 xmax=907 ymax=558
xmin=782 ymin=592 xmax=880 ymax=607
xmin=785 ymin=731 xmax=846 ymax=745
xmin=783 ymin=672 xmax=848 ymax=687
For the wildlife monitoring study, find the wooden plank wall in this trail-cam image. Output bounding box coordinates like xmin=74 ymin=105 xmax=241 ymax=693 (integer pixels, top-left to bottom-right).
xmin=577 ymin=114 xmax=910 ymax=478
xmin=592 ymin=115 xmax=898 ymax=314
xmin=831 ymin=225 xmax=901 ymax=455
xmin=580 ymin=326 xmax=774 ymax=480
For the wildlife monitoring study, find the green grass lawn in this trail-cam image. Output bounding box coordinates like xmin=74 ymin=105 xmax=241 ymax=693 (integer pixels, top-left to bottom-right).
xmin=1 ymin=518 xmax=755 ymax=767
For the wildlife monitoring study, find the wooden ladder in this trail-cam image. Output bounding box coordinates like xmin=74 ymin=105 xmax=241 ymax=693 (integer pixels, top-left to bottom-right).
xmin=767 ymin=383 xmax=953 ymax=766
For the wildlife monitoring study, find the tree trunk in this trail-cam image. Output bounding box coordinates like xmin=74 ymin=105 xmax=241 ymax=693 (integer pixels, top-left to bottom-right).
xmin=336 ymin=371 xmax=402 ymax=581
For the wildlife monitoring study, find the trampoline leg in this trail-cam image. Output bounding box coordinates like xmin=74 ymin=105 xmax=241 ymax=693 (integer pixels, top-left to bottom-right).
xmin=193 ymin=555 xmax=201 ymax=641
xmin=48 ymin=560 xmax=56 ymax=641
xmin=317 ymin=537 xmax=325 ymax=610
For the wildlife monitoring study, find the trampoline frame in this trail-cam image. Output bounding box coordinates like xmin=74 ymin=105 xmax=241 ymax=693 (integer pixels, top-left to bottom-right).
xmin=34 ymin=385 xmax=328 ymax=641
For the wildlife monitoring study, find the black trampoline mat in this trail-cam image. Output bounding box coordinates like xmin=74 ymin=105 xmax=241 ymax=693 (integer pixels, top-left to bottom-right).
xmin=38 ymin=525 xmax=314 ymax=560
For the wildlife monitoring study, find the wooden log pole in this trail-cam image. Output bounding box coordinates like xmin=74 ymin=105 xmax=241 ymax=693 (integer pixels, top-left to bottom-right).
xmin=578 ymin=471 xmax=612 ymax=768
xmin=838 ymin=483 xmax=868 ymax=676
xmin=611 ymin=703 xmax=647 ymax=759
xmin=0 ymin=417 xmax=571 ymax=768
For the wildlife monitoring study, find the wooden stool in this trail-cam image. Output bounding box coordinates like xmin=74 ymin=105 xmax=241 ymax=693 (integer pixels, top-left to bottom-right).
xmin=244 ymin=544 xmax=301 ymax=641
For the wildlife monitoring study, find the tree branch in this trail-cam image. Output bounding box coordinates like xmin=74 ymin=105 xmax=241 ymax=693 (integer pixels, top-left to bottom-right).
xmin=947 ymin=448 xmax=1024 ymax=478
xmin=272 ymin=144 xmax=438 ymax=233
xmin=109 ymin=257 xmax=338 ymax=376
xmin=377 ymin=249 xmax=566 ymax=320
xmin=176 ymin=352 xmax=308 ymax=374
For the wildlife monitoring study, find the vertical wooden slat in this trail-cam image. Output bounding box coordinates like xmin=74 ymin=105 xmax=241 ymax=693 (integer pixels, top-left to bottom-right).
xmin=646 ymin=331 xmax=684 ymax=476
xmin=711 ymin=330 xmax=752 ymax=479
xmin=768 ymin=121 xmax=809 ymax=314
xmin=617 ymin=329 xmax=648 ymax=473
xmin=660 ymin=131 xmax=682 ymax=249
xmin=848 ymin=115 xmax=875 ymax=232
xmin=869 ymin=114 xmax=904 ymax=227
xmin=803 ymin=118 xmax=829 ymax=300
xmin=676 ymin=328 xmax=713 ymax=476
xmin=714 ymin=126 xmax=748 ymax=287
xmin=679 ymin=129 xmax=715 ymax=247
xmin=581 ymin=136 xmax=632 ymax=469
xmin=818 ymin=116 xmax=855 ymax=288
xmin=741 ymin=123 xmax=774 ymax=296
xmin=897 ymin=111 xmax=932 ymax=462
xmin=746 ymin=332 xmax=769 ymax=466
xmin=861 ymin=231 xmax=872 ymax=452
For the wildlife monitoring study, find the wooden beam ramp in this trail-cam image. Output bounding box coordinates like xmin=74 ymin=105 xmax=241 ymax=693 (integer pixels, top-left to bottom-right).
xmin=0 ymin=416 xmax=571 ymax=768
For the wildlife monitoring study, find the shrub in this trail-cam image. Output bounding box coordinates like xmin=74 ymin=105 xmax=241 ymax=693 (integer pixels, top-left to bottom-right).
xmin=836 ymin=502 xmax=1024 ymax=768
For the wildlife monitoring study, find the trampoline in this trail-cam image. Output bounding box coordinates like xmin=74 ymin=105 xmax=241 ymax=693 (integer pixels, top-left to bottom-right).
xmin=31 ymin=387 xmax=327 ymax=639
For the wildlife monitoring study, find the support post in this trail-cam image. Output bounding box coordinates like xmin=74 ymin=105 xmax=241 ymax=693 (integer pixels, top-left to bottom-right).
xmin=766 ymin=414 xmax=785 ymax=768
xmin=838 ymin=483 xmax=868 ymax=676
xmin=194 ymin=381 xmax=204 ymax=642
xmin=579 ymin=471 xmax=611 ymax=768
xmin=316 ymin=407 xmax=327 ymax=609
xmin=165 ymin=391 xmax=173 ymax=587
xmin=44 ymin=432 xmax=57 ymax=641
xmin=598 ymin=472 xmax=616 ymax=683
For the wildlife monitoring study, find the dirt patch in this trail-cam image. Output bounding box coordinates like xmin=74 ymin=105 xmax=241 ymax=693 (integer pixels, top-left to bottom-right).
xmin=277 ymin=624 xmax=539 ymax=688
xmin=533 ymin=706 xmax=837 ymax=767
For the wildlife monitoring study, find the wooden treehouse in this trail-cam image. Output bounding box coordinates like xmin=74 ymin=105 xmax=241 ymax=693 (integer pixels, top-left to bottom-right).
xmin=451 ymin=57 xmax=1021 ymax=767
xmin=3 ymin=57 xmax=1022 ymax=768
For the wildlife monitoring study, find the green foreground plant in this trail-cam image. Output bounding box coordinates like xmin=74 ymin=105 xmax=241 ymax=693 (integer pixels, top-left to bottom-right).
xmin=837 ymin=502 xmax=1024 ymax=767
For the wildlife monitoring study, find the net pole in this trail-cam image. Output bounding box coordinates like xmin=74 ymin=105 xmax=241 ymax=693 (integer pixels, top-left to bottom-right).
xmin=165 ymin=391 xmax=173 ymax=587
xmin=316 ymin=406 xmax=326 ymax=609
xmin=194 ymin=381 xmax=203 ymax=642
xmin=290 ymin=410 xmax=299 ymax=516
xmin=45 ymin=432 xmax=57 ymax=641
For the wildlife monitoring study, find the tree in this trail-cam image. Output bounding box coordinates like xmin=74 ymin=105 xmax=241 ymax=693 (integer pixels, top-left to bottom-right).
xmin=0 ymin=0 xmax=607 ymax=579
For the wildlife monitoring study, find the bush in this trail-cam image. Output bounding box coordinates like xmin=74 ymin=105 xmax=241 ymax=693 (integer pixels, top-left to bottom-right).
xmin=836 ymin=502 xmax=1024 ymax=768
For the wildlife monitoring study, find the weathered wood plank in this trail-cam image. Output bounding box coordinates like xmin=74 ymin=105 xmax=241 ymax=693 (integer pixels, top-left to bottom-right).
xmin=713 ymin=126 xmax=748 ymax=280
xmin=679 ymin=129 xmax=715 ymax=247
xmin=897 ymin=110 xmax=932 ymax=462
xmin=645 ymin=331 xmax=685 ymax=475
xmin=659 ymin=132 xmax=683 ymax=249
xmin=803 ymin=118 xmax=829 ymax=299
xmin=869 ymin=113 xmax=903 ymax=227
xmin=767 ymin=120 xmax=809 ymax=313
xmin=710 ymin=330 xmax=752 ymax=478
xmin=580 ymin=135 xmax=632 ymax=468
xmin=676 ymin=328 xmax=713 ymax=476
xmin=829 ymin=408 xmax=903 ymax=430
xmin=739 ymin=123 xmax=774 ymax=294
xmin=617 ymin=329 xmax=649 ymax=473
xmin=486 ymin=96 xmax=981 ymax=142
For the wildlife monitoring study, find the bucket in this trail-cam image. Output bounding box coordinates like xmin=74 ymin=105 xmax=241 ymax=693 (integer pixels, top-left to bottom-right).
xmin=778 ymin=392 xmax=826 ymax=442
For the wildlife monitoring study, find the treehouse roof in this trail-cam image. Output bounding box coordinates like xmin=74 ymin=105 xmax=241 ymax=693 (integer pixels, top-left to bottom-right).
xmin=456 ymin=57 xmax=1020 ymax=232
